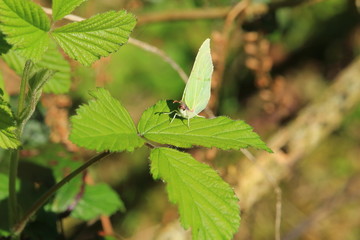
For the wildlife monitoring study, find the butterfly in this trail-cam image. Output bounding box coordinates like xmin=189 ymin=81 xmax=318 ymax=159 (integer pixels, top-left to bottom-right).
xmin=170 ymin=38 xmax=213 ymax=127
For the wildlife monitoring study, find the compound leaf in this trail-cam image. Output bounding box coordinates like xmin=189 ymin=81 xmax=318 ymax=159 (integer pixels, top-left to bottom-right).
xmin=51 ymin=11 xmax=136 ymax=66
xmin=138 ymin=100 xmax=272 ymax=152
xmin=150 ymin=148 xmax=240 ymax=240
xmin=0 ymin=0 xmax=50 ymax=61
xmin=70 ymin=88 xmax=144 ymax=152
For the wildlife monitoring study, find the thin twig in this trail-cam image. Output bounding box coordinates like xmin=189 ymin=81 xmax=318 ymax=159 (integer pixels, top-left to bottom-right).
xmin=241 ymin=149 xmax=282 ymax=240
xmin=137 ymin=7 xmax=231 ymax=25
xmin=12 ymin=151 xmax=112 ymax=236
xmin=128 ymin=38 xmax=188 ymax=83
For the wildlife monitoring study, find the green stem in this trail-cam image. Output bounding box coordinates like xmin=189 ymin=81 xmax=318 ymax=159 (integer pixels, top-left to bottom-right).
xmin=8 ymin=62 xmax=33 ymax=234
xmin=12 ymin=151 xmax=112 ymax=236
xmin=17 ymin=61 xmax=32 ymax=117
xmin=8 ymin=150 xmax=19 ymax=227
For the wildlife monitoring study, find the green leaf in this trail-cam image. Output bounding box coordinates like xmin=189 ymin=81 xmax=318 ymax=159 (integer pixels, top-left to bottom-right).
xmin=51 ymin=159 xmax=83 ymax=213
xmin=1 ymin=50 xmax=24 ymax=74
xmin=1 ymin=46 xmax=71 ymax=94
xmin=71 ymin=183 xmax=125 ymax=221
xmin=38 ymin=44 xmax=72 ymax=94
xmin=70 ymin=88 xmax=144 ymax=152
xmin=138 ymin=100 xmax=272 ymax=152
xmin=150 ymin=148 xmax=240 ymax=240
xmin=0 ymin=173 xmax=20 ymax=201
xmin=52 ymin=0 xmax=88 ymax=21
xmin=51 ymin=10 xmax=136 ymax=66
xmin=0 ymin=71 xmax=9 ymax=101
xmin=0 ymin=0 xmax=50 ymax=61
xmin=0 ymin=98 xmax=20 ymax=149
xmin=0 ymin=31 xmax=11 ymax=55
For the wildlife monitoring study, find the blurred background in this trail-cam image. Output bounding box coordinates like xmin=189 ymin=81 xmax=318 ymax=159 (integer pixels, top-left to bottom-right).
xmin=1 ymin=0 xmax=360 ymax=239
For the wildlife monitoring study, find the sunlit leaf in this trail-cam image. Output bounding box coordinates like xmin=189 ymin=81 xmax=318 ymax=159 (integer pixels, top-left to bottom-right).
xmin=1 ymin=45 xmax=71 ymax=94
xmin=0 ymin=97 xmax=20 ymax=149
xmin=0 ymin=0 xmax=50 ymax=60
xmin=70 ymin=88 xmax=144 ymax=152
xmin=51 ymin=11 xmax=136 ymax=66
xmin=138 ymin=100 xmax=272 ymax=152
xmin=150 ymin=148 xmax=240 ymax=240
xmin=52 ymin=0 xmax=88 ymax=21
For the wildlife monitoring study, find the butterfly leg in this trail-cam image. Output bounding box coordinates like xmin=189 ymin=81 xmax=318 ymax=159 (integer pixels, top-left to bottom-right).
xmin=170 ymin=112 xmax=178 ymax=124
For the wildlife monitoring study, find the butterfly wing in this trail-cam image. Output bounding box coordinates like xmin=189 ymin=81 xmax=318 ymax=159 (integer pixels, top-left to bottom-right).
xmin=181 ymin=38 xmax=213 ymax=116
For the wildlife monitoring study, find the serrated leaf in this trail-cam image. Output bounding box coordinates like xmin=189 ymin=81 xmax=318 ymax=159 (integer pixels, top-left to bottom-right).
xmin=0 ymin=71 xmax=9 ymax=101
xmin=52 ymin=0 xmax=88 ymax=21
xmin=1 ymin=45 xmax=71 ymax=94
xmin=138 ymin=100 xmax=272 ymax=152
xmin=0 ymin=98 xmax=20 ymax=149
xmin=70 ymin=88 xmax=144 ymax=152
xmin=150 ymin=148 xmax=240 ymax=240
xmin=0 ymin=31 xmax=11 ymax=55
xmin=71 ymin=183 xmax=125 ymax=221
xmin=0 ymin=0 xmax=50 ymax=61
xmin=51 ymin=11 xmax=136 ymax=66
xmin=38 ymin=44 xmax=71 ymax=94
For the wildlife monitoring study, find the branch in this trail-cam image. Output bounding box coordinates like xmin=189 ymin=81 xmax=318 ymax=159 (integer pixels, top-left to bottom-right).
xmin=137 ymin=7 xmax=231 ymax=26
xmin=234 ymin=57 xmax=360 ymax=210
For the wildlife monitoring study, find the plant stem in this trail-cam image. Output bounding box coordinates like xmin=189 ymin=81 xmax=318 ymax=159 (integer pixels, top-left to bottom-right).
xmin=8 ymin=62 xmax=33 ymax=234
xmin=17 ymin=61 xmax=32 ymax=117
xmin=8 ymin=150 xmax=19 ymax=227
xmin=12 ymin=151 xmax=112 ymax=236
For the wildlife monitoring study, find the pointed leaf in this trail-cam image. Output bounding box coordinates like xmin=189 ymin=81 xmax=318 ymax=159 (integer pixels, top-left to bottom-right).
xmin=52 ymin=0 xmax=88 ymax=21
xmin=1 ymin=45 xmax=71 ymax=94
xmin=51 ymin=11 xmax=136 ymax=66
xmin=0 ymin=71 xmax=9 ymax=101
xmin=150 ymin=148 xmax=240 ymax=240
xmin=38 ymin=44 xmax=72 ymax=94
xmin=138 ymin=100 xmax=272 ymax=152
xmin=70 ymin=88 xmax=144 ymax=152
xmin=0 ymin=31 xmax=11 ymax=55
xmin=0 ymin=97 xmax=20 ymax=149
xmin=0 ymin=0 xmax=50 ymax=60
xmin=71 ymin=183 xmax=125 ymax=221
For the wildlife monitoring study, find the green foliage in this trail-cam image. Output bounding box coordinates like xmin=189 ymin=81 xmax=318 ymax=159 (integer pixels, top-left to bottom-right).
xmin=0 ymin=95 xmax=20 ymax=149
xmin=0 ymin=173 xmax=19 ymax=200
xmin=0 ymin=72 xmax=9 ymax=101
xmin=71 ymin=183 xmax=125 ymax=220
xmin=49 ymin=158 xmax=83 ymax=213
xmin=0 ymin=0 xmax=136 ymax=66
xmin=19 ymin=63 xmax=55 ymax=126
xmin=150 ymin=148 xmax=240 ymax=240
xmin=138 ymin=100 xmax=272 ymax=152
xmin=1 ymin=45 xmax=71 ymax=94
xmin=52 ymin=0 xmax=88 ymax=21
xmin=0 ymin=32 xmax=11 ymax=55
xmin=70 ymin=88 xmax=144 ymax=152
xmin=51 ymin=11 xmax=136 ymax=66
xmin=0 ymin=0 xmax=50 ymax=61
